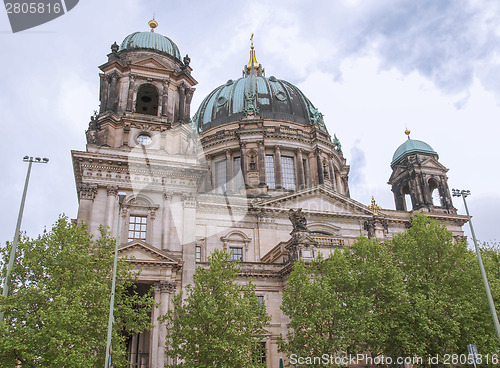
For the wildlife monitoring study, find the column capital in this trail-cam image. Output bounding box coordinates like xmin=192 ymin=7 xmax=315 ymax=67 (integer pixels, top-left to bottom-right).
xmin=163 ymin=190 xmax=174 ymax=201
xmin=79 ymin=183 xmax=97 ymax=201
xmin=156 ymin=281 xmax=177 ymax=294
xmin=106 ymin=185 xmax=118 ymax=197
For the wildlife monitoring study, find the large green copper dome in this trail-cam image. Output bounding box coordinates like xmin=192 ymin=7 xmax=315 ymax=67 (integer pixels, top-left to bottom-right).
xmin=119 ymin=28 xmax=181 ymax=60
xmin=193 ymin=42 xmax=326 ymax=133
xmin=391 ymin=138 xmax=437 ymax=166
xmin=193 ymin=75 xmax=325 ymax=132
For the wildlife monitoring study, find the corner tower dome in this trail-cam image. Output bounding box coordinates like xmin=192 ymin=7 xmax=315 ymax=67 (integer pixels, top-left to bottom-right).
xmin=119 ymin=18 xmax=181 ymax=60
xmin=391 ymin=134 xmax=437 ymax=167
xmin=193 ymin=36 xmax=326 ymax=133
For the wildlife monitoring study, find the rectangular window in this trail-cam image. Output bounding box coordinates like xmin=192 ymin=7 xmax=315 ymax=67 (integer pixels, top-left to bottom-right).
xmin=128 ymin=215 xmax=147 ymax=241
xmin=233 ymin=157 xmax=241 ymax=174
xmin=259 ymin=342 xmax=267 ymax=364
xmin=233 ymin=157 xmax=244 ymax=190
xmin=281 ymin=156 xmax=296 ymax=190
xmin=195 ymin=246 xmax=201 ymax=263
xmin=257 ymin=295 xmax=265 ymax=306
xmin=265 ymin=155 xmax=275 ymax=189
xmin=215 ymin=159 xmax=227 ymax=194
xmin=229 ymin=247 xmax=243 ymax=261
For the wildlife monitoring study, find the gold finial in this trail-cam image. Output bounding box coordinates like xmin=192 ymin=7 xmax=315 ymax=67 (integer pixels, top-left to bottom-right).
xmin=367 ymin=196 xmax=381 ymax=215
xmin=247 ymin=33 xmax=259 ymax=73
xmin=148 ymin=17 xmax=158 ymax=32
xmin=405 ymin=128 xmax=411 ymax=139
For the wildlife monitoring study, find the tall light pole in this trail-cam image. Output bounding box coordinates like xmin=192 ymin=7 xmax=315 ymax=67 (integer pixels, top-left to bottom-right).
xmin=105 ymin=192 xmax=126 ymax=368
xmin=1 ymin=156 xmax=49 ymax=323
xmin=452 ymin=189 xmax=500 ymax=347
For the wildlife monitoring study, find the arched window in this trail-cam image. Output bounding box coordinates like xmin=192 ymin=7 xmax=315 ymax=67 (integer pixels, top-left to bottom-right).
xmin=429 ymin=178 xmax=442 ymax=206
xmin=401 ymin=184 xmax=413 ymax=211
xmin=136 ymin=84 xmax=159 ymax=116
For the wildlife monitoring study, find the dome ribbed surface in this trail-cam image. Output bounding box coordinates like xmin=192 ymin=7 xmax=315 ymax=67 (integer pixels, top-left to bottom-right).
xmin=193 ymin=75 xmax=324 ymax=132
xmin=391 ymin=139 xmax=437 ymax=166
xmin=119 ymin=31 xmax=181 ymax=60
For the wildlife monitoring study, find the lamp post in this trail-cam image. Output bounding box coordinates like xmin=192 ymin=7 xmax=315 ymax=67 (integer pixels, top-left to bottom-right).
xmin=452 ymin=189 xmax=500 ymax=347
xmin=1 ymin=156 xmax=49 ymax=323
xmin=105 ymin=192 xmax=126 ymax=368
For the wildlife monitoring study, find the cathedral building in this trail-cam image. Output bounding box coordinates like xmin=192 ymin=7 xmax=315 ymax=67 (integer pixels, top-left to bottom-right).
xmin=71 ymin=20 xmax=467 ymax=368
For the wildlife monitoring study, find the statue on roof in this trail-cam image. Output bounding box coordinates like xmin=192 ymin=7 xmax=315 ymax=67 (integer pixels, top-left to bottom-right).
xmin=289 ymin=208 xmax=308 ymax=232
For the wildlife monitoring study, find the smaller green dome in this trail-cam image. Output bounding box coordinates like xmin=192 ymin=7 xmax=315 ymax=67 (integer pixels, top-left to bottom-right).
xmin=391 ymin=139 xmax=437 ymax=166
xmin=119 ymin=31 xmax=181 ymax=60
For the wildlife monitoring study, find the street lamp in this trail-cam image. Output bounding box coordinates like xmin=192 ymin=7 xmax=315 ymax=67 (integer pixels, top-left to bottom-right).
xmin=1 ymin=156 xmax=49 ymax=323
xmin=105 ymin=192 xmax=126 ymax=368
xmin=452 ymin=189 xmax=500 ymax=347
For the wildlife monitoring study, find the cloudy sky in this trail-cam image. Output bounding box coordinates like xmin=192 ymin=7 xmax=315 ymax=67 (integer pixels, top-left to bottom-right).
xmin=1 ymin=0 xmax=499 ymax=247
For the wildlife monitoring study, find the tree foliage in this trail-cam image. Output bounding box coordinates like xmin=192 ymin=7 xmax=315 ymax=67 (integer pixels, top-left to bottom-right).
xmin=161 ymin=249 xmax=270 ymax=368
xmin=279 ymin=214 xmax=499 ymax=364
xmin=0 ymin=216 xmax=155 ymax=368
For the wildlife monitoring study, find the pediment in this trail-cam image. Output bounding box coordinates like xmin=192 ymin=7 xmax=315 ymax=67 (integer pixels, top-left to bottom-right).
xmin=420 ymin=156 xmax=448 ymax=171
xmin=130 ymin=56 xmax=173 ymax=72
xmin=119 ymin=240 xmax=182 ymax=266
xmin=256 ymin=186 xmax=373 ymax=216
xmin=389 ymin=157 xmax=448 ymax=182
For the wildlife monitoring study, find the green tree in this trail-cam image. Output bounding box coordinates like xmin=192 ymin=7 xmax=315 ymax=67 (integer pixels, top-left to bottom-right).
xmin=161 ymin=249 xmax=270 ymax=368
xmin=279 ymin=214 xmax=500 ymax=365
xmin=0 ymin=216 xmax=155 ymax=368
xmin=390 ymin=213 xmax=499 ymax=358
xmin=279 ymin=238 xmax=405 ymax=364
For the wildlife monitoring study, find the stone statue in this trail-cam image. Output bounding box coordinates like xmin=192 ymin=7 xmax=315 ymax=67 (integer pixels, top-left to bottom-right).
xmin=309 ymin=106 xmax=325 ymax=126
xmin=333 ymin=134 xmax=342 ymax=154
xmin=289 ymin=208 xmax=308 ymax=232
xmin=85 ymin=110 xmax=100 ymax=145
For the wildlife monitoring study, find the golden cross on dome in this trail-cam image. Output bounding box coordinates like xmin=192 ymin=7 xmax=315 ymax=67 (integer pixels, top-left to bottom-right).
xmin=367 ymin=196 xmax=381 ymax=215
xmin=250 ymin=33 xmax=254 ymax=48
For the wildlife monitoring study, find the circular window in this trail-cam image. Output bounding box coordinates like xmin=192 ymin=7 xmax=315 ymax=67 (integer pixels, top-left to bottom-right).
xmin=217 ymin=96 xmax=227 ymax=106
xmin=275 ymin=92 xmax=287 ymax=101
xmin=137 ymin=134 xmax=152 ymax=146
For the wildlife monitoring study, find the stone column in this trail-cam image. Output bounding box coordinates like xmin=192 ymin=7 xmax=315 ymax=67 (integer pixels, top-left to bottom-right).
xmin=296 ymin=149 xmax=305 ymax=189
xmin=107 ymin=73 xmax=119 ymax=112
xmin=308 ymin=151 xmax=316 ymax=186
xmin=225 ymin=149 xmax=234 ymax=193
xmin=154 ymin=281 xmax=177 ymax=368
xmin=105 ymin=185 xmax=117 ymax=229
xmin=336 ymin=172 xmax=343 ymax=194
xmin=185 ymin=88 xmax=195 ymax=120
xmin=161 ymin=81 xmax=170 ymax=117
xmin=177 ymin=83 xmax=186 ymax=122
xmin=204 ymin=155 xmax=213 ymax=192
xmin=77 ymin=183 xmax=97 ymax=226
xmin=182 ymin=194 xmax=197 ymax=287
xmin=126 ymin=75 xmax=136 ymax=112
xmin=162 ymin=191 xmax=173 ymax=250
xmin=239 ymin=142 xmax=247 ymax=181
xmin=274 ymin=145 xmax=283 ymax=189
xmin=328 ymin=155 xmax=336 ymax=190
xmin=148 ymin=209 xmax=156 ymax=244
xmin=258 ymin=141 xmax=266 ymax=186
xmin=99 ymin=74 xmax=110 ymax=113
xmin=316 ymin=149 xmax=324 ymax=185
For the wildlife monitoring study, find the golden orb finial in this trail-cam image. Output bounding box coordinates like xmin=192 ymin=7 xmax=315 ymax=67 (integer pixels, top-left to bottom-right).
xmin=404 ymin=128 xmax=411 ymax=139
xmin=148 ymin=17 xmax=158 ymax=32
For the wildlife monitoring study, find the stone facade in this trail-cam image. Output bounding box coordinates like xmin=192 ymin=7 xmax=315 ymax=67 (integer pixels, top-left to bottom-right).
xmin=72 ymin=24 xmax=467 ymax=368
